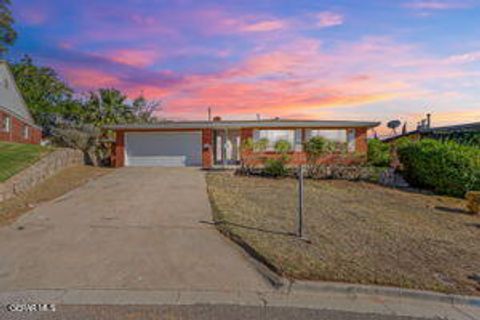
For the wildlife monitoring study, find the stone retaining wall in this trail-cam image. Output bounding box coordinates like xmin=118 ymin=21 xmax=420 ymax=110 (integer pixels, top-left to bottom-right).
xmin=0 ymin=148 xmax=84 ymax=202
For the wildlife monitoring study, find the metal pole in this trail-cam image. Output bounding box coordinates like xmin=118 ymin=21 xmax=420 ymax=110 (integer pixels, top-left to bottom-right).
xmin=298 ymin=165 xmax=305 ymax=238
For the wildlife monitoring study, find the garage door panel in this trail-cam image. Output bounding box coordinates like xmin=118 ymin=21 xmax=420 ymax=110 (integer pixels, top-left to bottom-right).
xmin=127 ymin=156 xmax=187 ymax=167
xmin=125 ymin=132 xmax=202 ymax=167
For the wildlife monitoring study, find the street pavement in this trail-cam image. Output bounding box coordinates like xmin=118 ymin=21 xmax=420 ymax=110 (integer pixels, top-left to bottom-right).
xmin=0 ymin=304 xmax=432 ymax=320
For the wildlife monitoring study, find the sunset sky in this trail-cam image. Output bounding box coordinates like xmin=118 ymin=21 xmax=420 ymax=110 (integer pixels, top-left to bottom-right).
xmin=8 ymin=0 xmax=480 ymax=132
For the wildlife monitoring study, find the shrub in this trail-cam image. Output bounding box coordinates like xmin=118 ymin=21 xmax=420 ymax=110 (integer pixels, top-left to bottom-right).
xmin=254 ymin=138 xmax=269 ymax=152
xmin=393 ymin=136 xmax=415 ymax=149
xmin=274 ymin=139 xmax=292 ymax=154
xmin=303 ymin=136 xmax=333 ymax=162
xmin=51 ymin=123 xmax=103 ymax=166
xmin=367 ymin=139 xmax=390 ymax=167
xmin=397 ymin=139 xmax=480 ymax=197
xmin=241 ymin=137 xmax=254 ymax=151
xmin=304 ymin=136 xmax=327 ymax=157
xmin=264 ymin=158 xmax=288 ymax=177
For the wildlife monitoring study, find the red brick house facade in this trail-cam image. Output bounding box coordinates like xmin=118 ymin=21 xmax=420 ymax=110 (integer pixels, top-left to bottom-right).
xmin=106 ymin=119 xmax=379 ymax=169
xmin=0 ymin=61 xmax=42 ymax=144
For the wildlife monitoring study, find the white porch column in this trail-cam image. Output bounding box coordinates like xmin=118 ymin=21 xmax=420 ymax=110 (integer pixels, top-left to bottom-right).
xmin=347 ymin=129 xmax=356 ymax=153
xmin=294 ymin=129 xmax=303 ymax=152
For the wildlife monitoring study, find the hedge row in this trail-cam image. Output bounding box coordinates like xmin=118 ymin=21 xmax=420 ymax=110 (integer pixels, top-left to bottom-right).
xmin=367 ymin=139 xmax=391 ymax=167
xmin=397 ymin=139 xmax=480 ymax=197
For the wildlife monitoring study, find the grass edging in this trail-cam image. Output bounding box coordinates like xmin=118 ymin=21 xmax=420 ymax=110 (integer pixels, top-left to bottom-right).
xmin=207 ymin=182 xmax=287 ymax=288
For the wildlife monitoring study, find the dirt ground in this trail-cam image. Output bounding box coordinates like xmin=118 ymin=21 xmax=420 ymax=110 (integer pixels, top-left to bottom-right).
xmin=0 ymin=165 xmax=111 ymax=226
xmin=207 ymin=172 xmax=480 ymax=296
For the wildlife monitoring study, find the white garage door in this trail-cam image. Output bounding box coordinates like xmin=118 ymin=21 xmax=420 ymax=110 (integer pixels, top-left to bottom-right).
xmin=125 ymin=132 xmax=202 ymax=167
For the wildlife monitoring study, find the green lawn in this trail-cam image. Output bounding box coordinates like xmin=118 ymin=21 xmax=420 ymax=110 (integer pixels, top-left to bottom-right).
xmin=0 ymin=142 xmax=51 ymax=182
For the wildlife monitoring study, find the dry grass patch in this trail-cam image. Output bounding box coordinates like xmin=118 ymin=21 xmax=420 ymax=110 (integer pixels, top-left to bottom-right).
xmin=0 ymin=165 xmax=111 ymax=226
xmin=207 ymin=172 xmax=480 ymax=296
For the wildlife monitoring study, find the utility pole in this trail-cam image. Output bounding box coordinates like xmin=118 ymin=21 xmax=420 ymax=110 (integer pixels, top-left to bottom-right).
xmin=208 ymin=107 xmax=212 ymax=121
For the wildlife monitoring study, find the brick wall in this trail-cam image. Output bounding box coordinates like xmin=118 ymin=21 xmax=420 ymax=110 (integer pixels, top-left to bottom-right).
xmin=0 ymin=110 xmax=42 ymax=144
xmin=354 ymin=127 xmax=368 ymax=154
xmin=202 ymin=129 xmax=213 ymax=169
xmin=113 ymin=131 xmax=125 ymax=168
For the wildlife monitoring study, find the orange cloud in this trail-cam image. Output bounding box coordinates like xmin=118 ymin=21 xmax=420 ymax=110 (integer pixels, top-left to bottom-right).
xmin=411 ymin=109 xmax=480 ymax=126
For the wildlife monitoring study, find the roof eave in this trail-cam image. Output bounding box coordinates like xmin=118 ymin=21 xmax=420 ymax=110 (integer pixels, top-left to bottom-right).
xmin=103 ymin=120 xmax=381 ymax=131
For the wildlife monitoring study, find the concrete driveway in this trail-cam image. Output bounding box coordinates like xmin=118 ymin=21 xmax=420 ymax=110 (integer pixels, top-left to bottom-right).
xmin=0 ymin=168 xmax=269 ymax=291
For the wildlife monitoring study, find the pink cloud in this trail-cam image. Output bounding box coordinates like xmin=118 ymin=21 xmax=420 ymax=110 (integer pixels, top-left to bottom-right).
xmin=240 ymin=19 xmax=287 ymax=32
xmin=18 ymin=9 xmax=48 ymax=25
xmin=51 ymin=34 xmax=479 ymax=126
xmin=61 ymin=67 xmax=121 ymax=89
xmin=170 ymin=8 xmax=289 ymax=35
xmin=104 ymin=49 xmax=160 ymax=67
xmin=404 ymin=1 xmax=472 ymax=10
xmin=316 ymin=11 xmax=344 ymax=28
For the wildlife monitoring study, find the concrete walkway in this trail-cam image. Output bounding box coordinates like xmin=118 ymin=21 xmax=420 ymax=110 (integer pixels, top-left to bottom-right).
xmin=0 ymin=167 xmax=269 ymax=291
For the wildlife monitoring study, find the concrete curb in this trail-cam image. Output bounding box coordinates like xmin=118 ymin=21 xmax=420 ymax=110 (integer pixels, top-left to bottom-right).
xmin=291 ymin=280 xmax=480 ymax=308
xmin=0 ymin=288 xmax=478 ymax=320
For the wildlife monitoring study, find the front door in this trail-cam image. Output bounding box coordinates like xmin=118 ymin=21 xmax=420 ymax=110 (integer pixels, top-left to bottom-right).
xmin=213 ymin=129 xmax=241 ymax=165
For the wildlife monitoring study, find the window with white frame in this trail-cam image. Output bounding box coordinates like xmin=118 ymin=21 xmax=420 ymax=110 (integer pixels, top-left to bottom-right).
xmin=307 ymin=129 xmax=352 ymax=153
xmin=23 ymin=125 xmax=29 ymax=139
xmin=254 ymin=130 xmax=295 ymax=151
xmin=1 ymin=115 xmax=11 ymax=132
xmin=308 ymin=129 xmax=347 ymax=143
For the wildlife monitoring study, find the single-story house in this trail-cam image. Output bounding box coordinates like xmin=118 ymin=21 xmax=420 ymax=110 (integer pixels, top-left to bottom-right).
xmin=0 ymin=61 xmax=42 ymax=144
xmin=383 ymin=121 xmax=480 ymax=144
xmin=105 ymin=119 xmax=380 ymax=169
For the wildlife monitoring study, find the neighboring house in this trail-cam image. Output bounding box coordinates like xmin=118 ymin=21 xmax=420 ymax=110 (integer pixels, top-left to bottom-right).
xmin=105 ymin=119 xmax=380 ymax=169
xmin=383 ymin=121 xmax=480 ymax=145
xmin=0 ymin=61 xmax=42 ymax=144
